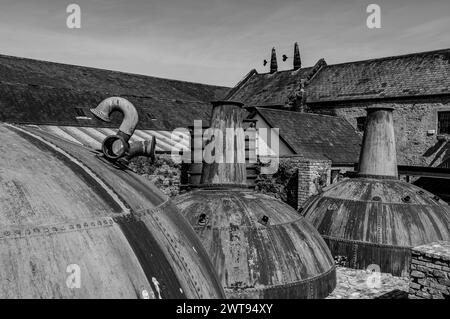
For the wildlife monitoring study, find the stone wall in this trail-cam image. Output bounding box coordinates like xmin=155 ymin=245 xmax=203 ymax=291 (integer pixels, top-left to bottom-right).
xmin=408 ymin=241 xmax=450 ymax=299
xmin=310 ymin=96 xmax=450 ymax=167
xmin=255 ymin=156 xmax=331 ymax=210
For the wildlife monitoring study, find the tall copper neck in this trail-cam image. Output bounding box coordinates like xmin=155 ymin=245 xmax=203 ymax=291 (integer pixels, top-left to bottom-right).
xmin=358 ymin=106 xmax=398 ymax=179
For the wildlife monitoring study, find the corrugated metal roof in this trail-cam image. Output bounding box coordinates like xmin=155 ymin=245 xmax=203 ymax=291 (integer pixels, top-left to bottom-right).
xmin=27 ymin=125 xmax=190 ymax=153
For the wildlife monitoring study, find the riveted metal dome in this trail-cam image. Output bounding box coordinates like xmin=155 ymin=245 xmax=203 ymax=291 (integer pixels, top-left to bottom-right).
xmin=174 ymin=101 xmax=336 ymax=298
xmin=0 ymin=123 xmax=224 ymax=298
xmin=300 ymin=106 xmax=450 ymax=277
xmin=174 ymin=187 xmax=336 ymax=298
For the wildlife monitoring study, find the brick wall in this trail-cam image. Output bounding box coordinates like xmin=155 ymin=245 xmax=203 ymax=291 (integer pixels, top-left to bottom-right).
xmin=281 ymin=156 xmax=331 ymax=208
xmin=300 ymin=159 xmax=331 ymax=207
xmin=310 ymin=96 xmax=450 ymax=167
xmin=254 ymin=156 xmax=331 ymax=210
xmin=408 ymin=241 xmax=450 ymax=299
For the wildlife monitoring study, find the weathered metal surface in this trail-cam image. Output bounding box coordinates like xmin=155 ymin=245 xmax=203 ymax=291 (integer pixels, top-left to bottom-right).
xmin=358 ymin=106 xmax=397 ymax=178
xmin=302 ymin=105 xmax=450 ymax=277
xmin=301 ymin=178 xmax=450 ymax=276
xmin=175 ymin=100 xmax=336 ymax=298
xmin=183 ymin=124 xmax=257 ymax=188
xmin=200 ymin=101 xmax=247 ymax=185
xmin=0 ymin=124 xmax=224 ymax=298
xmin=174 ymin=188 xmax=336 ymax=298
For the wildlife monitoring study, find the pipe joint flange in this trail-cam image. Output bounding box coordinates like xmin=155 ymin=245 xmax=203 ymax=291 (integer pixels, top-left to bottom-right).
xmin=102 ymin=135 xmax=130 ymax=161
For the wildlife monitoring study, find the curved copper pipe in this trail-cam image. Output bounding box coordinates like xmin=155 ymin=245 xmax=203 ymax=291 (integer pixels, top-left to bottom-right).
xmin=126 ymin=137 xmax=156 ymax=162
xmin=90 ymin=97 xmax=139 ymax=140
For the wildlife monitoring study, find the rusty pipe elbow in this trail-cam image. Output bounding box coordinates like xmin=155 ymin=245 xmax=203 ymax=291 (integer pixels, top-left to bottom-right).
xmin=90 ymin=97 xmax=139 ymax=141
xmin=126 ymin=137 xmax=156 ymax=162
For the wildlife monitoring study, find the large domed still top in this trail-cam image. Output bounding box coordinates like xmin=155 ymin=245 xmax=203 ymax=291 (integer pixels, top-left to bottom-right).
xmin=0 ymin=123 xmax=224 ymax=298
xmin=301 ymin=177 xmax=450 ymax=276
xmin=300 ymin=106 xmax=450 ymax=276
xmin=174 ymin=187 xmax=336 ymax=299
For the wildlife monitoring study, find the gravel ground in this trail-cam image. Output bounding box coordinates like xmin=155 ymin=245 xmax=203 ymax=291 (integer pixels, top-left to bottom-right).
xmin=327 ymin=267 xmax=410 ymax=299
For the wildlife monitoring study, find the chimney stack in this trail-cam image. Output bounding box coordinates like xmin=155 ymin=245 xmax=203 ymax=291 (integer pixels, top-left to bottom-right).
xmin=270 ymin=47 xmax=278 ymax=74
xmin=293 ymin=42 xmax=301 ymax=70
xmin=200 ymin=101 xmax=247 ymax=185
xmin=357 ymin=105 xmax=398 ymax=179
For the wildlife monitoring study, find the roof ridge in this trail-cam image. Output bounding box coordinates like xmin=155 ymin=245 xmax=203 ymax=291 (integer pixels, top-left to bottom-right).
xmin=256 ymin=66 xmax=314 ymax=76
xmin=0 ymin=80 xmax=211 ymax=104
xmin=0 ymin=53 xmax=230 ymax=89
xmin=322 ymin=47 xmax=450 ymax=68
xmin=225 ymin=68 xmax=257 ymax=100
xmin=256 ymin=107 xmax=346 ymax=120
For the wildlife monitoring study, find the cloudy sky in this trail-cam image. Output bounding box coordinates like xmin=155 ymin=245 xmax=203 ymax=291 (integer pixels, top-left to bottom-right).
xmin=0 ymin=0 xmax=449 ymax=87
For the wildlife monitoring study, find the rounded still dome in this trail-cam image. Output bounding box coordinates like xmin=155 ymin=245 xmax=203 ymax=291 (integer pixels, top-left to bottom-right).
xmin=300 ymin=106 xmax=450 ymax=276
xmin=0 ymin=102 xmax=224 ymax=299
xmin=174 ymin=101 xmax=336 ymax=298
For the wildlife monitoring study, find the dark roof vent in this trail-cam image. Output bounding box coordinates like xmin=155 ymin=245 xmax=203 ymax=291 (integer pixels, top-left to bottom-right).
xmin=270 ymin=47 xmax=278 ymax=74
xmin=197 ymin=213 xmax=209 ymax=226
xmin=74 ymin=107 xmax=91 ymax=120
xmin=293 ymin=42 xmax=301 ymax=70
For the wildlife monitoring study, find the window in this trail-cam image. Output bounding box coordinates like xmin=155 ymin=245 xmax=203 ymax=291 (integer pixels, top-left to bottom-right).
xmin=356 ymin=116 xmax=366 ymax=132
xmin=438 ymin=111 xmax=450 ymax=135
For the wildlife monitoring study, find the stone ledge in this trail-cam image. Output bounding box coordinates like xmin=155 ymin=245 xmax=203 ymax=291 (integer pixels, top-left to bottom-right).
xmin=412 ymin=241 xmax=450 ymax=263
xmin=408 ymin=241 xmax=450 ymax=299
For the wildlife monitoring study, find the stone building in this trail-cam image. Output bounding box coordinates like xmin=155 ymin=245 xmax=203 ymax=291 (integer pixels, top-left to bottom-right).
xmin=228 ymin=46 xmax=450 ymax=169
xmin=244 ymin=107 xmax=361 ymax=208
xmin=3 ymin=48 xmax=449 ymax=202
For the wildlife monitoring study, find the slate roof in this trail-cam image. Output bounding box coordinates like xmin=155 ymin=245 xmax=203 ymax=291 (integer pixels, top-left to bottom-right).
xmin=229 ymin=48 xmax=450 ymax=106
xmin=229 ymin=68 xmax=312 ymax=107
xmin=0 ymin=54 xmax=229 ymax=130
xmin=307 ymin=48 xmax=450 ymax=103
xmin=250 ymin=108 xmax=362 ymax=164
